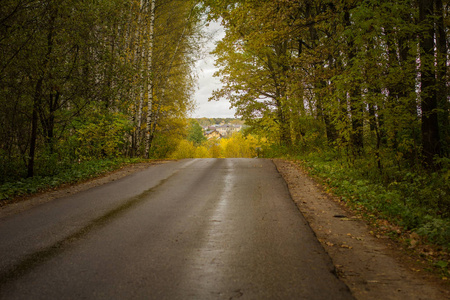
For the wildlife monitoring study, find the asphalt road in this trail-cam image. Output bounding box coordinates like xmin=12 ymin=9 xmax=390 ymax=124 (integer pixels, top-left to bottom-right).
xmin=0 ymin=158 xmax=353 ymax=299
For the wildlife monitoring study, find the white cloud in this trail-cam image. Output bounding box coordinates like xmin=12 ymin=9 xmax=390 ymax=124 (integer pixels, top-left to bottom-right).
xmin=192 ymin=20 xmax=237 ymax=118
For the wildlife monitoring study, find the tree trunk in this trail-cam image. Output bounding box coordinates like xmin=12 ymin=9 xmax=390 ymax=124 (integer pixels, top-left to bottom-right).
xmin=27 ymin=8 xmax=56 ymax=177
xmin=344 ymin=9 xmax=363 ymax=154
xmin=145 ymin=0 xmax=156 ymax=158
xmin=419 ymin=0 xmax=441 ymax=168
xmin=435 ymin=0 xmax=449 ymax=156
xmin=134 ymin=0 xmax=146 ymax=156
xmin=27 ymin=78 xmax=42 ymax=178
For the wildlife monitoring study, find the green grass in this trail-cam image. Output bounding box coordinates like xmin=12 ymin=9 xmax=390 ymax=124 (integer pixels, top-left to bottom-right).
xmin=297 ymin=152 xmax=450 ymax=249
xmin=0 ymin=157 xmax=144 ymax=203
xmin=263 ymin=144 xmax=450 ymax=250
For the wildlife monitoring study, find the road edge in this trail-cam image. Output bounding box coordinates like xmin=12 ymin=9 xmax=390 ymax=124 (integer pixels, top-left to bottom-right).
xmin=273 ymin=158 xmax=449 ymax=300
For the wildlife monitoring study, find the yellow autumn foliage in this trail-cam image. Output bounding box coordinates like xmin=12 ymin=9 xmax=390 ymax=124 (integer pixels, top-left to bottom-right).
xmin=170 ymin=132 xmax=268 ymax=159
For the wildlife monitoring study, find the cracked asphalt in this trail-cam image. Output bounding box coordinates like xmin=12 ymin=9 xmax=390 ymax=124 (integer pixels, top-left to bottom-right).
xmin=0 ymin=158 xmax=353 ymax=299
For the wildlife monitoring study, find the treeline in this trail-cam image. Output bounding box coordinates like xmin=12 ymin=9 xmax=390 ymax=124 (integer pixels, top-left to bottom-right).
xmin=171 ymin=132 xmax=267 ymax=159
xmin=195 ymin=117 xmax=244 ymax=126
xmin=0 ymin=0 xmax=202 ymax=182
xmin=206 ymin=0 xmax=449 ymax=170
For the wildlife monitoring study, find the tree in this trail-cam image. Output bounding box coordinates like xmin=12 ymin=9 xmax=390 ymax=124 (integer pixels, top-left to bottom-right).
xmin=187 ymin=120 xmax=207 ymax=146
xmin=145 ymin=0 xmax=156 ymax=158
xmin=205 ymin=0 xmax=449 ymax=171
xmin=208 ymin=0 xmax=299 ymax=146
xmin=419 ymin=0 xmax=441 ymax=167
xmin=142 ymin=0 xmax=202 ymax=158
xmin=0 ymin=0 xmax=203 ymax=180
xmin=434 ymin=0 xmax=449 ymax=157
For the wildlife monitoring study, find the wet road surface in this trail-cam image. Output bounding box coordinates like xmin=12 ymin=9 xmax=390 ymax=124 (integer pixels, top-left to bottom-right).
xmin=0 ymin=159 xmax=353 ymax=299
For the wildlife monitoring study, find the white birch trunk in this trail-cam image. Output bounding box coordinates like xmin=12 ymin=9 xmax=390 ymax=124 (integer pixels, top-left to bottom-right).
xmin=136 ymin=0 xmax=146 ymax=155
xmin=145 ymin=0 xmax=156 ymax=158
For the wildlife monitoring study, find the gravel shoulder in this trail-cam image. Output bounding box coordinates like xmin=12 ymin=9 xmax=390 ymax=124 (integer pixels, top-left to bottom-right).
xmin=273 ymin=158 xmax=449 ymax=300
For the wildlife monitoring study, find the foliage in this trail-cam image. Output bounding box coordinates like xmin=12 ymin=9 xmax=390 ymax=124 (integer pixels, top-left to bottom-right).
xmin=170 ymin=140 xmax=196 ymax=159
xmin=205 ymin=0 xmax=449 ymax=169
xmin=220 ymin=133 xmax=257 ymax=158
xmin=284 ymin=149 xmax=450 ymax=249
xmin=170 ymin=132 xmax=268 ymax=159
xmin=187 ymin=120 xmax=207 ymax=146
xmin=0 ymin=0 xmax=202 ymax=179
xmin=72 ymin=111 xmax=132 ymax=160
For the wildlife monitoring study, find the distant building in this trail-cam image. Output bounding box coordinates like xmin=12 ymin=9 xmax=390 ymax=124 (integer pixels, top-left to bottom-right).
xmin=202 ymin=123 xmax=243 ymax=139
xmin=215 ymin=124 xmax=242 ymax=137
xmin=204 ymin=129 xmax=222 ymax=140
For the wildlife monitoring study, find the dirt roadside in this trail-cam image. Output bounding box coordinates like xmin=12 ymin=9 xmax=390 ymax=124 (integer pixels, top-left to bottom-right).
xmin=273 ymin=158 xmax=449 ymax=300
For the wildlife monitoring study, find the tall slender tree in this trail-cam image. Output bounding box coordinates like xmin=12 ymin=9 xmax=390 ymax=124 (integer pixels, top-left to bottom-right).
xmin=419 ymin=0 xmax=441 ymax=168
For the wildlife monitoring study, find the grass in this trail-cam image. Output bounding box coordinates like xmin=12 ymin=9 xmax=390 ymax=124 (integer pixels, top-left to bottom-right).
xmin=292 ymin=151 xmax=450 ymax=249
xmin=0 ymin=157 xmax=144 ymax=204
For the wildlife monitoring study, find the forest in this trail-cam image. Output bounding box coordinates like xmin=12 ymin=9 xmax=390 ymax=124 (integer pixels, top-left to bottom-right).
xmin=0 ymin=0 xmax=203 ymax=181
xmin=206 ymin=0 xmax=448 ymax=168
xmin=0 ymin=0 xmax=449 ymax=265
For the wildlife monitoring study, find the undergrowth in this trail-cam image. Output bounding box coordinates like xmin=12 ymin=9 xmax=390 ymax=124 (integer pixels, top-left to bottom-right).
xmin=264 ymin=145 xmax=450 ymax=251
xmin=304 ymin=153 xmax=449 ymax=249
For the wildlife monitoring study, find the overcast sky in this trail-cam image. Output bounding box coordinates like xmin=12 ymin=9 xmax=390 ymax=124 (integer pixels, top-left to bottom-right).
xmin=192 ymin=21 xmax=237 ymax=118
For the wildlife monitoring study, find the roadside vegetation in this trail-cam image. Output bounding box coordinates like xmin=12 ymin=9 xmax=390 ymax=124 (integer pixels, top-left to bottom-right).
xmin=265 ymin=145 xmax=449 ymax=276
xmin=0 ymin=0 xmax=205 ymax=201
xmin=0 ymin=0 xmax=203 ymax=179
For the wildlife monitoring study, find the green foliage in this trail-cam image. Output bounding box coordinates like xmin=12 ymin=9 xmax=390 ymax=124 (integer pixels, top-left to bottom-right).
xmin=0 ymin=0 xmax=201 ymax=180
xmin=0 ymin=151 xmax=26 ymax=183
xmin=294 ymin=151 xmax=450 ymax=249
xmin=71 ymin=111 xmax=132 ymax=160
xmin=206 ymin=0 xmax=448 ymax=167
xmin=148 ymin=134 xmax=180 ymax=159
xmin=187 ymin=120 xmax=207 ymax=146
